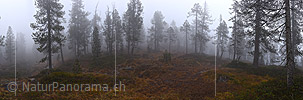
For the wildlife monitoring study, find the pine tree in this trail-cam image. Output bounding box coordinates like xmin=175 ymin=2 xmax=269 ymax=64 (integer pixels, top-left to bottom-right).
xmin=68 ymin=0 xmax=91 ymax=57
xmin=188 ymin=3 xmax=202 ymax=53
xmin=198 ymin=1 xmax=212 ymax=54
xmin=230 ymin=16 xmax=245 ymax=61
xmin=290 ymin=0 xmax=303 ymax=66
xmin=188 ymin=2 xmax=212 ymax=54
xmin=149 ymin=11 xmax=165 ymax=51
xmin=0 ymin=35 xmax=4 ymax=63
xmin=5 ymin=26 xmax=15 ymax=65
xmin=31 ymin=0 xmax=65 ymax=69
xmin=92 ymin=26 xmax=101 ymax=65
xmin=112 ymin=8 xmax=124 ymax=54
xmin=170 ymin=21 xmax=180 ymax=52
xmin=265 ymin=0 xmax=303 ymax=88
xmin=166 ymin=27 xmax=177 ymax=53
xmin=237 ymin=0 xmax=277 ymax=67
xmin=215 ymin=15 xmax=229 ymax=59
xmin=123 ymin=0 xmax=144 ymax=55
xmin=180 ymin=20 xmax=191 ymax=54
xmin=285 ymin=0 xmax=293 ymax=88
xmin=103 ymin=7 xmax=114 ymax=55
xmin=91 ymin=3 xmax=102 ymax=52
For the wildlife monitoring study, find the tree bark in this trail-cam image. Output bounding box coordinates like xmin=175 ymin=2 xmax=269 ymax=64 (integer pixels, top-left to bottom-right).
xmin=285 ymin=0 xmax=294 ymax=87
xmin=186 ymin=27 xmax=188 ymax=54
xmin=60 ymin=44 xmax=64 ymax=63
xmin=195 ymin=12 xmax=197 ymax=53
xmin=47 ymin=1 xmax=52 ymax=69
xmin=253 ymin=0 xmax=261 ymax=67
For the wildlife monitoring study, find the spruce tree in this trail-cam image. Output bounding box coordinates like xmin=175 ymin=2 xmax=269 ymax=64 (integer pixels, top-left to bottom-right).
xmin=181 ymin=20 xmax=191 ymax=54
xmin=68 ymin=0 xmax=91 ymax=57
xmin=5 ymin=26 xmax=15 ymax=65
xmin=92 ymin=26 xmax=101 ymax=65
xmin=215 ymin=15 xmax=229 ymax=59
xmin=103 ymin=7 xmax=114 ymax=55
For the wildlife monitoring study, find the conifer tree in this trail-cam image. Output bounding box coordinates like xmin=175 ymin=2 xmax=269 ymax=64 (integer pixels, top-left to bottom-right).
xmin=31 ymin=0 xmax=65 ymax=69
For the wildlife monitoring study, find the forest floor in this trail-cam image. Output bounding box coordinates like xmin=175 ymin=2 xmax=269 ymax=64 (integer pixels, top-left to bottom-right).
xmin=0 ymin=52 xmax=303 ymax=100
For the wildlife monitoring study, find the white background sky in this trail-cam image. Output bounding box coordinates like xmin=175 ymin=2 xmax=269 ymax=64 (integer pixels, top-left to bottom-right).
xmin=0 ymin=0 xmax=233 ymax=45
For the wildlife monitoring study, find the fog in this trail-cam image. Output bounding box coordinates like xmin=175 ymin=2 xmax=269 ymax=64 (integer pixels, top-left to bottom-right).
xmin=0 ymin=0 xmax=236 ymax=71
xmin=0 ymin=0 xmax=233 ymax=49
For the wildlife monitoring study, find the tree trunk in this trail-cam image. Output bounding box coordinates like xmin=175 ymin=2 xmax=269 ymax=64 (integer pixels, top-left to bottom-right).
xmin=47 ymin=2 xmax=52 ymax=69
xmin=195 ymin=12 xmax=197 ymax=53
xmin=291 ymin=0 xmax=296 ymax=67
xmin=285 ymin=0 xmax=294 ymax=87
xmin=186 ymin=28 xmax=188 ymax=54
xmin=60 ymin=44 xmax=64 ymax=63
xmin=127 ymin=41 xmax=130 ymax=55
xmin=253 ymin=0 xmax=261 ymax=67
xmin=220 ymin=48 xmax=224 ymax=59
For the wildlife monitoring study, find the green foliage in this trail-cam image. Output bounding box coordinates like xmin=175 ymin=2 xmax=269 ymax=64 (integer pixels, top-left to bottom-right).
xmin=31 ymin=0 xmax=65 ymax=63
xmin=68 ymin=0 xmax=91 ymax=57
xmin=233 ymin=76 xmax=303 ymax=100
xmin=123 ymin=0 xmax=144 ymax=55
xmin=5 ymin=26 xmax=15 ymax=65
xmin=188 ymin=2 xmax=212 ymax=53
xmin=92 ymin=26 xmax=101 ymax=65
xmin=224 ymin=61 xmax=303 ymax=100
xmin=34 ymin=68 xmax=62 ymax=78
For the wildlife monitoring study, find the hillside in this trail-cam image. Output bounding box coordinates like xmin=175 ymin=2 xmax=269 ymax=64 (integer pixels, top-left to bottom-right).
xmin=1 ymin=53 xmax=303 ymax=100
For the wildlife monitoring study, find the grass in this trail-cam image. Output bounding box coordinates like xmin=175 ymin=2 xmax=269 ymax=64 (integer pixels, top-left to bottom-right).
xmin=217 ymin=61 xmax=303 ymax=100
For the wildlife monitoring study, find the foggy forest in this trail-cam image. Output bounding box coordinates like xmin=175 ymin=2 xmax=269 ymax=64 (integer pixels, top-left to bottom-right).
xmin=0 ymin=0 xmax=303 ymax=99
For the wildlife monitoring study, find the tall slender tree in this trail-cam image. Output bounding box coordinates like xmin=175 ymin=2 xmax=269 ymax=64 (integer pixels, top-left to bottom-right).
xmin=215 ymin=15 xmax=229 ymax=59
xmin=123 ymin=0 xmax=144 ymax=55
xmin=149 ymin=11 xmax=165 ymax=51
xmin=285 ymin=0 xmax=294 ymax=88
xmin=167 ymin=27 xmax=176 ymax=53
xmin=290 ymin=0 xmax=303 ymax=66
xmin=31 ymin=0 xmax=65 ymax=69
xmin=198 ymin=1 xmax=212 ymax=54
xmin=112 ymin=8 xmax=124 ymax=54
xmin=181 ymin=20 xmax=191 ymax=54
xmin=261 ymin=0 xmax=303 ymax=87
xmin=91 ymin=2 xmax=102 ymax=53
xmin=237 ymin=0 xmax=277 ymax=67
xmin=103 ymin=7 xmax=114 ymax=55
xmin=92 ymin=26 xmax=101 ymax=65
xmin=68 ymin=0 xmax=91 ymax=57
xmin=5 ymin=26 xmax=15 ymax=65
xmin=188 ymin=3 xmax=202 ymax=53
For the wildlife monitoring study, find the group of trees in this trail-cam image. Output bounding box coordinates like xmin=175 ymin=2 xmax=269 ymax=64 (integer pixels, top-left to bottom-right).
xmin=31 ymin=0 xmax=65 ymax=69
xmin=28 ymin=0 xmax=303 ymax=88
xmin=31 ymin=0 xmax=144 ymax=68
xmin=0 ymin=26 xmax=15 ymax=66
xmin=188 ymin=2 xmax=212 ymax=54
xmin=228 ymin=0 xmax=303 ymax=87
xmin=0 ymin=16 xmax=27 ymax=66
xmin=146 ymin=2 xmax=213 ymax=54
